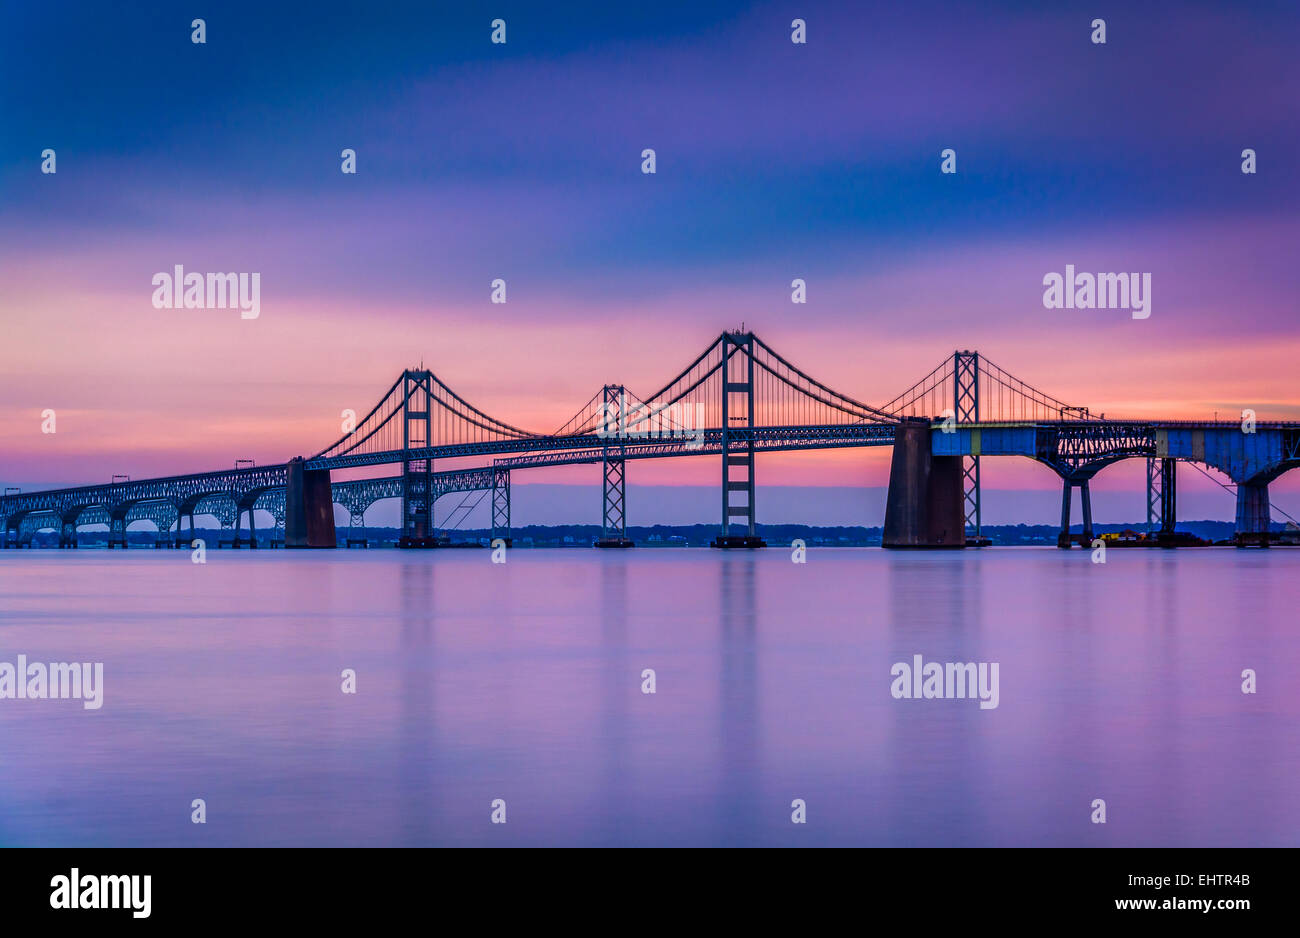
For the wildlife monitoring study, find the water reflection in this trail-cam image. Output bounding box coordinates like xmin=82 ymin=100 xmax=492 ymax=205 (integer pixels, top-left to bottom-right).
xmin=717 ymin=553 xmax=759 ymax=844
xmin=0 ymin=548 xmax=1295 ymax=846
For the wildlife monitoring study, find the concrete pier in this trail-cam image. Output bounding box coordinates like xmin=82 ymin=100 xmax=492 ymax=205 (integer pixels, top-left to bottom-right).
xmin=1235 ymin=480 xmax=1270 ymax=546
xmin=285 ymin=457 xmax=336 ymax=549
xmin=882 ymin=420 xmax=965 ymax=548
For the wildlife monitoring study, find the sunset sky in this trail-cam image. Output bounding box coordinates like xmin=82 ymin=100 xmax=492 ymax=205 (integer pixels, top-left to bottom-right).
xmin=2 ymin=0 xmax=1298 ymax=525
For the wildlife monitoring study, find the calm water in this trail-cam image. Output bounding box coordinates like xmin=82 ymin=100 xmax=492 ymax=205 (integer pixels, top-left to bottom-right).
xmin=0 ymin=547 xmax=1297 ymax=847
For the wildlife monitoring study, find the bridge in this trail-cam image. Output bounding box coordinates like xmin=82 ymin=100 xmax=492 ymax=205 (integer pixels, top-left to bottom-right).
xmin=3 ymin=331 xmax=1298 ymax=550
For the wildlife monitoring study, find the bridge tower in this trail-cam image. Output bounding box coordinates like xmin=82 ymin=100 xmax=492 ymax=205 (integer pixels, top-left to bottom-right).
xmin=953 ymin=350 xmax=982 ymax=541
xmin=596 ymin=385 xmax=633 ymax=548
xmin=713 ymin=332 xmax=765 ymax=548
xmin=400 ymin=369 xmax=437 ymax=547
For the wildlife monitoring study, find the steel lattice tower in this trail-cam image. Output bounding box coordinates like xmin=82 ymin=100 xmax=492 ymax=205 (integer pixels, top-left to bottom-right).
xmin=600 ymin=385 xmax=628 ymax=542
xmin=953 ymin=350 xmax=981 ymax=538
xmin=720 ymin=333 xmax=757 ymax=539
xmin=401 ymin=369 xmax=434 ymax=543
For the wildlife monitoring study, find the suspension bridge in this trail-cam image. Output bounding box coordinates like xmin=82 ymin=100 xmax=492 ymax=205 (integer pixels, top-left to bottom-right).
xmin=3 ymin=331 xmax=1298 ymax=550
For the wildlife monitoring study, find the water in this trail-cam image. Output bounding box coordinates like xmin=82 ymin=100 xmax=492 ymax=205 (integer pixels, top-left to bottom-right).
xmin=0 ymin=547 xmax=1296 ymax=847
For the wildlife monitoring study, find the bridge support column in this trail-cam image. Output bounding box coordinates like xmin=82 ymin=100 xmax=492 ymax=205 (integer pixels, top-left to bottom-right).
xmin=285 ymin=457 xmax=336 ymax=549
xmin=596 ymin=457 xmax=632 ymax=548
xmin=1145 ymin=458 xmax=1160 ymax=535
xmin=1235 ymin=480 xmax=1270 ymax=547
xmin=596 ymin=391 xmax=634 ymax=549
xmin=1055 ymin=477 xmax=1095 ymax=548
xmin=491 ymin=468 xmax=511 ymax=547
xmin=401 ymin=463 xmax=435 ymax=546
xmin=596 ymin=386 xmax=633 ymax=548
xmin=883 ymin=419 xmax=965 ymax=548
xmin=108 ymin=515 xmax=127 ymax=549
xmin=59 ymin=520 xmax=77 ymax=549
xmin=343 ymin=500 xmax=368 ymax=547
xmin=1160 ymin=458 xmax=1176 ymax=536
xmin=232 ymin=506 xmax=259 ymax=549
xmin=1057 ymin=480 xmax=1072 ymax=548
xmin=953 ymin=351 xmax=983 ymax=542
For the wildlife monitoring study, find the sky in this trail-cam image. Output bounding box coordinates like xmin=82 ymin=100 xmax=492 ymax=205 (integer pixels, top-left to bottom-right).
xmin=2 ymin=0 xmax=1298 ymax=526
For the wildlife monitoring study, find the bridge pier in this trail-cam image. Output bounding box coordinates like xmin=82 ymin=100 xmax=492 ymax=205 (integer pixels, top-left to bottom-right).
xmin=108 ymin=514 xmax=127 ymax=549
xmin=1139 ymin=458 xmax=1180 ymax=544
xmin=231 ymin=506 xmax=259 ymax=549
xmin=1159 ymin=458 xmax=1176 ymax=537
xmin=1235 ymin=480 xmax=1271 ymax=547
xmin=176 ymin=511 xmax=195 ymax=548
xmin=399 ymin=466 xmax=436 ymax=547
xmin=883 ymin=419 xmax=965 ymax=548
xmin=596 ymin=386 xmax=633 ymax=548
xmin=1056 ymin=478 xmax=1094 ymax=548
xmin=491 ymin=468 xmax=511 ymax=546
xmin=595 ymin=456 xmax=633 ymax=548
xmin=596 ymin=410 xmax=634 ymax=549
xmin=59 ymin=519 xmax=77 ymax=549
xmin=285 ymin=457 xmax=337 ymax=549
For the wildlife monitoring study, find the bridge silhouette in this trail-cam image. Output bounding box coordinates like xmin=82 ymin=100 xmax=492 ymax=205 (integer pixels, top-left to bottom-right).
xmin=4 ymin=331 xmax=1298 ymax=550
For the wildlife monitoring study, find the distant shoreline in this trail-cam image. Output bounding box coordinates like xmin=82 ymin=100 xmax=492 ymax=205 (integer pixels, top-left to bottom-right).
xmin=16 ymin=520 xmax=1295 ymax=549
